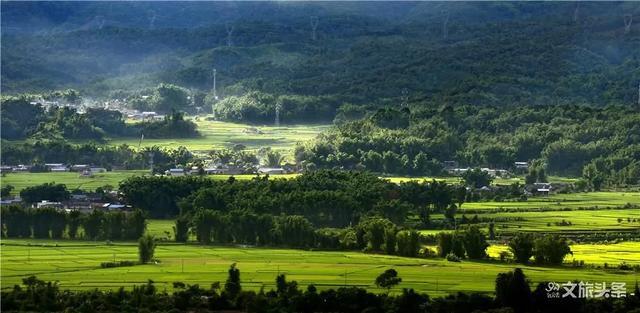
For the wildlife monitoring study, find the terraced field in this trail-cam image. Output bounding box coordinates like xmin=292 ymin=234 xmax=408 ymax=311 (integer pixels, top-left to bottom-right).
xmin=2 ymin=239 xmax=638 ymax=296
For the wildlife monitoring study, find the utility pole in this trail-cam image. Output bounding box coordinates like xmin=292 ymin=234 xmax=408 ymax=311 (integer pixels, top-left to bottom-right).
xmin=573 ymin=2 xmax=580 ymax=23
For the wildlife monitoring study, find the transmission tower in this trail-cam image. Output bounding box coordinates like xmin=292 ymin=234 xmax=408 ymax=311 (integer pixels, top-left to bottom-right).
xmin=149 ymin=11 xmax=157 ymax=30
xmin=401 ymin=88 xmax=409 ymax=107
xmin=443 ymin=10 xmax=450 ymax=39
xmin=226 ymin=24 xmax=234 ymax=47
xmin=624 ymin=14 xmax=633 ymax=34
xmin=97 ymin=16 xmax=105 ymax=29
xmin=310 ymin=16 xmax=319 ymax=41
xmin=275 ymin=101 xmax=282 ymax=127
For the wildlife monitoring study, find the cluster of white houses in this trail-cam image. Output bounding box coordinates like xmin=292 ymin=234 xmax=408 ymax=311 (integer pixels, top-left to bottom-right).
xmin=164 ymin=165 xmax=291 ymax=176
xmin=0 ymin=164 xmax=107 ymax=177
xmin=444 ymin=161 xmax=530 ymax=178
xmin=0 ymin=190 xmax=130 ymax=213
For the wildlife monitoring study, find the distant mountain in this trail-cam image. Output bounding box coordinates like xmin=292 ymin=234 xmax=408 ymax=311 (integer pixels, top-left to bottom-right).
xmin=2 ymin=1 xmax=639 ymax=109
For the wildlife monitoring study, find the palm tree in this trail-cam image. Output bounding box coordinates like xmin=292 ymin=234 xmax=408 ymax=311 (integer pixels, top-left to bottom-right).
xmin=263 ymin=150 xmax=285 ymax=167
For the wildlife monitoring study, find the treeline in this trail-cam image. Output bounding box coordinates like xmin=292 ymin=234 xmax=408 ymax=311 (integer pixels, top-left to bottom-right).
xmin=120 ymin=170 xmax=467 ymax=223
xmin=0 ymin=205 xmax=146 ymax=240
xmin=176 ymin=212 xmax=425 ymax=257
xmin=296 ymin=105 xmax=640 ymax=183
xmin=1 ymin=95 xmax=198 ymax=141
xmin=1 ymin=140 xmax=193 ymax=173
xmin=3 ymin=267 xmax=639 ymax=313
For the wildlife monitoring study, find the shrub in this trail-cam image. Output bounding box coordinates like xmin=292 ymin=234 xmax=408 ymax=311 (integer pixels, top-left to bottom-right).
xmin=446 ymin=253 xmax=461 ymax=262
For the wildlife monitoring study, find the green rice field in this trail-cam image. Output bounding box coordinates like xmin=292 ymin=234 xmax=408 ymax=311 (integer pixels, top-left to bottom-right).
xmin=102 ymin=119 xmax=330 ymax=154
xmin=0 ymin=170 xmax=148 ymax=194
xmin=459 ymin=192 xmax=640 ymax=211
xmin=433 ymin=208 xmax=640 ymax=232
xmin=2 ymin=239 xmax=638 ymax=295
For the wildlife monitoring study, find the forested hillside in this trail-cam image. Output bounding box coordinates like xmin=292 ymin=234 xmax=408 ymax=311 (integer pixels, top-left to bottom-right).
xmin=2 ymin=2 xmax=639 ymax=123
xmin=296 ymin=104 xmax=640 ymax=182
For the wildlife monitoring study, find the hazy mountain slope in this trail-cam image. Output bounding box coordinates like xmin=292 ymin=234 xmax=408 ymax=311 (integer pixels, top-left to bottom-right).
xmin=2 ymin=1 xmax=639 ymax=108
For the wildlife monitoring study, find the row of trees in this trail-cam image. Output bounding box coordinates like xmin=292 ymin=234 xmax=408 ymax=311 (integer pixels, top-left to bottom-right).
xmin=508 ymin=233 xmax=572 ymax=265
xmin=120 ymin=171 xmax=466 ymax=223
xmin=3 ymin=266 xmax=638 ymax=312
xmin=0 ymin=205 xmax=147 ymax=240
xmin=176 ymin=211 xmax=425 ymax=257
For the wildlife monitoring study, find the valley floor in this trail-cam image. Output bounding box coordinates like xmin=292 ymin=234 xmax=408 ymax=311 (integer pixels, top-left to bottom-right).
xmin=1 ymin=238 xmax=638 ymax=296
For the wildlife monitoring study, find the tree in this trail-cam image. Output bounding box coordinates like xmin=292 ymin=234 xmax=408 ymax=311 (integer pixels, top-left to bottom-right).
xmin=375 ymin=269 xmax=402 ymax=292
xmin=384 ymin=227 xmax=397 ymax=255
xmin=126 ymin=209 xmax=147 ymax=240
xmin=488 ymin=222 xmax=495 ymax=240
xmin=263 ymin=150 xmax=285 ymax=167
xmin=495 ymin=268 xmax=532 ymax=313
xmin=438 ymin=232 xmax=464 ymax=258
xmin=150 ymin=84 xmax=190 ymax=112
xmin=1 ymin=184 xmax=14 ymax=197
xmin=533 ymin=235 xmax=571 ymax=265
xmin=362 ymin=217 xmax=391 ymax=251
xmin=224 ymin=263 xmax=242 ymax=299
xmin=582 ymin=163 xmax=604 ymax=191
xmin=138 ymin=234 xmax=156 ymax=264
xmin=20 ymin=183 xmax=70 ymax=204
xmin=396 ymin=230 xmax=420 ymax=257
xmin=174 ymin=215 xmax=190 ymax=243
xmin=67 ymin=210 xmax=81 ymax=239
xmin=462 ymin=226 xmax=488 ymax=259
xmin=508 ymin=233 xmax=535 ymax=264
xmin=462 ymin=168 xmax=493 ymax=188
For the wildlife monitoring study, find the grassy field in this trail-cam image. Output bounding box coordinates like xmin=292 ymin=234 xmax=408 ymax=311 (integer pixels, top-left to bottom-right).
xmin=102 ymin=119 xmax=330 ymax=154
xmin=2 ymin=238 xmax=638 ymax=295
xmin=486 ymin=242 xmax=640 ymax=266
xmin=0 ymin=171 xmax=148 ymax=194
xmin=459 ymin=192 xmax=640 ymax=211
xmin=433 ymin=208 xmax=640 ymax=232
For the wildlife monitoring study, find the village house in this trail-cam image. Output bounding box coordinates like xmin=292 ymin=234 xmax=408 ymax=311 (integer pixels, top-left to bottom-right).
xmin=257 ymin=167 xmax=286 ymax=175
